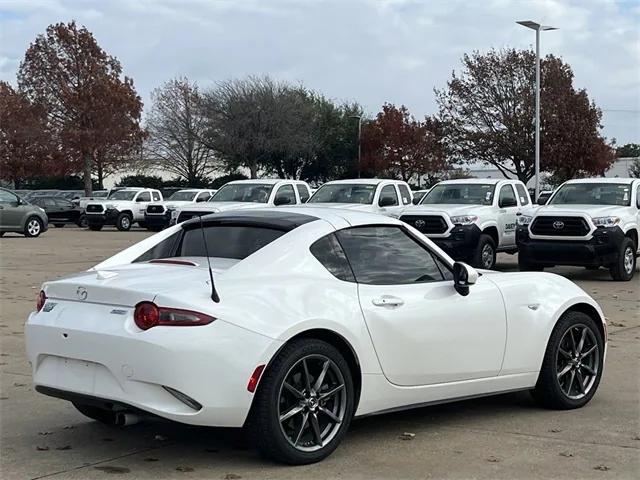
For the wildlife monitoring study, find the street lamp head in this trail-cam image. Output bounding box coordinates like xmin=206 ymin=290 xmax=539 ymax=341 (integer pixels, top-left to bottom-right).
xmin=517 ymin=20 xmax=558 ymax=31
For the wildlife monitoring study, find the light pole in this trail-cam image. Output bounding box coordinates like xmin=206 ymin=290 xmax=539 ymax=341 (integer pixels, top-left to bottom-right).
xmin=349 ymin=115 xmax=362 ymax=178
xmin=517 ymin=20 xmax=557 ymax=201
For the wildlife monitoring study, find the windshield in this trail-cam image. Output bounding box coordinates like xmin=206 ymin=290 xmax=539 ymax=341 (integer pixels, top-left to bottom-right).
xmin=209 ymin=183 xmax=273 ymax=203
xmin=108 ymin=190 xmax=138 ymax=201
xmin=92 ymin=191 xmax=108 ymax=198
xmin=168 ymin=191 xmax=197 ymax=201
xmin=308 ymin=183 xmax=376 ymax=204
xmin=549 ymin=183 xmax=631 ymax=206
xmin=422 ymin=183 xmax=495 ymax=205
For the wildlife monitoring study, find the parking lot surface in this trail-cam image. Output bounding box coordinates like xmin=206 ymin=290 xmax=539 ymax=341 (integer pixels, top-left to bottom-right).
xmin=1 ymin=228 xmax=638 ymax=479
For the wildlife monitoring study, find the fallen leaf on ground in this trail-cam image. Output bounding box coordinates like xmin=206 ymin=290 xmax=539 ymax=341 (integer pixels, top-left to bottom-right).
xmin=38 ymin=431 xmax=53 ymax=436
xmin=176 ymin=466 xmax=194 ymax=472
xmin=399 ymin=432 xmax=415 ymax=440
xmin=36 ymin=446 xmax=49 ymax=451
xmin=548 ymin=428 xmax=562 ymax=433
xmin=486 ymin=456 xmax=500 ymax=463
xmin=13 ymin=382 xmax=26 ymax=387
xmin=55 ymin=445 xmax=72 ymax=450
xmin=559 ymin=451 xmax=574 ymax=457
xmin=224 ymin=475 xmax=242 ymax=480
xmin=608 ymin=321 xmax=626 ymax=327
xmin=593 ymin=464 xmax=610 ymax=471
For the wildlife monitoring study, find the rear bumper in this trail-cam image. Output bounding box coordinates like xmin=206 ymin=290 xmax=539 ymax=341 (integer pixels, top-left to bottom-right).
xmin=431 ymin=225 xmax=482 ymax=260
xmin=516 ymin=226 xmax=624 ymax=267
xmin=144 ymin=212 xmax=171 ymax=229
xmin=25 ymin=301 xmax=279 ymax=427
xmin=86 ymin=209 xmax=119 ymax=226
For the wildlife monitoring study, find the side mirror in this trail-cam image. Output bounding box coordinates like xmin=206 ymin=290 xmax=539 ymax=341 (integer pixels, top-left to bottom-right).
xmin=499 ymin=197 xmax=518 ymax=208
xmin=274 ymin=196 xmax=292 ymax=206
xmin=452 ymin=262 xmax=478 ymax=296
xmin=379 ymin=196 xmax=396 ymax=208
xmin=537 ymin=197 xmax=548 ymax=205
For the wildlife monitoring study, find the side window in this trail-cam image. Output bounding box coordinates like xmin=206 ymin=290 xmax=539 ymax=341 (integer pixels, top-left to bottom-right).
xmin=309 ymin=234 xmax=355 ymax=282
xmin=296 ymin=184 xmax=310 ymax=203
xmin=43 ymin=198 xmax=57 ymax=207
xmin=336 ymin=226 xmax=448 ymax=285
xmin=196 ymin=192 xmax=210 ymax=202
xmin=137 ymin=192 xmax=151 ymax=202
xmin=515 ymin=184 xmax=529 ymax=206
xmin=498 ymin=185 xmax=517 ymax=207
xmin=152 ymin=191 xmax=161 ymax=201
xmin=0 ymin=190 xmax=19 ymax=205
xmin=378 ymin=185 xmax=399 ymax=207
xmin=55 ymin=199 xmax=73 ymax=208
xmin=636 ymin=186 xmax=640 ymax=209
xmin=275 ymin=184 xmax=296 ymax=205
xmin=398 ymin=184 xmax=412 ymax=205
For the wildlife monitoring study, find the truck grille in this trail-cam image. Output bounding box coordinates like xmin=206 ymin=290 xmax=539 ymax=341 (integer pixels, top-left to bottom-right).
xmin=146 ymin=205 xmax=165 ymax=214
xmin=400 ymin=215 xmax=448 ymax=234
xmin=86 ymin=204 xmax=104 ymax=213
xmin=530 ymin=216 xmax=590 ymax=237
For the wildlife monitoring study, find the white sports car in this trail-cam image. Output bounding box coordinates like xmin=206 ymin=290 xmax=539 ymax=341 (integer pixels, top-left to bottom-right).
xmin=25 ymin=208 xmax=606 ymax=464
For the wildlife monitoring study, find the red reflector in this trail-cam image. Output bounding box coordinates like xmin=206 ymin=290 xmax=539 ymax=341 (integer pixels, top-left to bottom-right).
xmin=36 ymin=290 xmax=47 ymax=312
xmin=247 ymin=365 xmax=266 ymax=393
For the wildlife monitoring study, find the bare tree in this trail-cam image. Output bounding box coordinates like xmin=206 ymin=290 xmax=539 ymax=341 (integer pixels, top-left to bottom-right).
xmin=145 ymin=78 xmax=216 ymax=185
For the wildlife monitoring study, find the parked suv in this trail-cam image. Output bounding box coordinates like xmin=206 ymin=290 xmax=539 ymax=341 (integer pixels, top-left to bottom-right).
xmin=306 ymin=179 xmax=413 ymax=217
xmin=0 ymin=188 xmax=49 ymax=237
xmin=85 ymin=188 xmax=163 ymax=231
xmin=144 ymin=189 xmax=216 ymax=231
xmin=399 ymin=179 xmax=533 ymax=269
xmin=173 ymin=180 xmax=311 ymax=224
xmin=517 ymin=178 xmax=639 ymax=281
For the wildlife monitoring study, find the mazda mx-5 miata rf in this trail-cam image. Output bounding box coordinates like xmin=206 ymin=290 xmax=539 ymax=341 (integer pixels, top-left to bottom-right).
xmin=25 ymin=208 xmax=606 ymax=464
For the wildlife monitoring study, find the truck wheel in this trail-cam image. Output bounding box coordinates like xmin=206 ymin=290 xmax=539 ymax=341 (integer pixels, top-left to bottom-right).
xmin=88 ymin=224 xmax=103 ymax=231
xmin=609 ymin=237 xmax=636 ymax=281
xmin=471 ymin=234 xmax=496 ymax=269
xmin=77 ymin=215 xmax=89 ymax=228
xmin=116 ymin=213 xmax=132 ymax=231
xmin=24 ymin=217 xmax=43 ymax=237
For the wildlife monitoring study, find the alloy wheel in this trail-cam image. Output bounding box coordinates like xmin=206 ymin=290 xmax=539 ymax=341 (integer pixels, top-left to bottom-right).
xmin=623 ymin=246 xmax=634 ymax=275
xmin=27 ymin=219 xmax=41 ymax=236
xmin=278 ymin=354 xmax=347 ymax=452
xmin=481 ymin=244 xmax=494 ymax=269
xmin=556 ymin=324 xmax=599 ymax=400
xmin=121 ymin=217 xmax=130 ymax=229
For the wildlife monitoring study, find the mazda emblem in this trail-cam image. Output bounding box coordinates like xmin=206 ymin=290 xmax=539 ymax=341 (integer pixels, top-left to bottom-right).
xmin=553 ymin=221 xmax=565 ymax=230
xmin=76 ymin=286 xmax=88 ymax=301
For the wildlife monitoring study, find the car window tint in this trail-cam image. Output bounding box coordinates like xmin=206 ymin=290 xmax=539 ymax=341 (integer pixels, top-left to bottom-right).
xmin=336 ymin=226 xmax=446 ymax=285
xmin=43 ymin=198 xmax=57 ymax=207
xmin=134 ymin=232 xmax=182 ymax=262
xmin=0 ymin=190 xmax=18 ymax=204
xmin=56 ymin=199 xmax=73 ymax=208
xmin=515 ymin=184 xmax=529 ymax=205
xmin=137 ymin=192 xmax=151 ymax=202
xmin=310 ymin=234 xmax=355 ymax=282
xmin=180 ymin=226 xmax=285 ymax=259
xmin=499 ymin=185 xmax=517 ymax=205
xmin=398 ymin=184 xmax=412 ymax=205
xmin=379 ymin=185 xmax=399 ymax=206
xmin=275 ymin=184 xmax=297 ymax=205
xmin=296 ymin=184 xmax=310 ymax=203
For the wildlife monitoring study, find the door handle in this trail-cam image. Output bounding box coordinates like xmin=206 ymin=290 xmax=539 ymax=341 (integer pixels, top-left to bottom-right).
xmin=372 ymin=296 xmax=404 ymax=307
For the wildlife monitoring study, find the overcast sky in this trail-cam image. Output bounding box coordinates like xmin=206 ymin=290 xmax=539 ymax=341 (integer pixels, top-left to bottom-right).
xmin=1 ymin=0 xmax=638 ymax=144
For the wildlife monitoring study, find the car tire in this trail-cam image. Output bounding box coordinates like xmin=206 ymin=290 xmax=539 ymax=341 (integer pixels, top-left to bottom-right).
xmin=518 ymin=255 xmax=544 ymax=272
xmin=249 ymin=339 xmax=355 ymax=465
xmin=609 ymin=237 xmax=636 ymax=281
xmin=471 ymin=234 xmax=496 ymax=270
xmin=24 ymin=216 xmax=44 ymax=238
xmin=116 ymin=213 xmax=132 ymax=231
xmin=53 ymin=223 xmax=65 ymax=228
xmin=72 ymin=402 xmax=117 ymax=424
xmin=77 ymin=215 xmax=89 ymax=228
xmin=88 ymin=224 xmax=103 ymax=231
xmin=532 ymin=311 xmax=604 ymax=410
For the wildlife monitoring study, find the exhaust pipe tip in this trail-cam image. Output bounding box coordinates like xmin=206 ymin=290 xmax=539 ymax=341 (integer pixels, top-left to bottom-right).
xmin=114 ymin=412 xmax=140 ymax=426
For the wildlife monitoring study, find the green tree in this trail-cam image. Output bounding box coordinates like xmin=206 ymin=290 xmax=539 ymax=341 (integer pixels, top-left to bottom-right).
xmin=616 ymin=143 xmax=640 ymax=158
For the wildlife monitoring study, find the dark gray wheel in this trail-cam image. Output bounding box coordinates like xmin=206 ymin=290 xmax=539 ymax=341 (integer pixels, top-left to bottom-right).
xmin=24 ymin=216 xmax=43 ymax=237
xmin=77 ymin=214 xmax=88 ymax=228
xmin=471 ymin=234 xmax=496 ymax=269
xmin=533 ymin=311 xmax=603 ymax=409
xmin=116 ymin=212 xmax=132 ymax=231
xmin=609 ymin=237 xmax=636 ymax=281
xmin=249 ymin=339 xmax=355 ymax=464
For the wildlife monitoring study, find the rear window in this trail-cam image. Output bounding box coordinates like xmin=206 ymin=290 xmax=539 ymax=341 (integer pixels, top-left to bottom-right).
xmin=179 ymin=226 xmax=285 ymax=259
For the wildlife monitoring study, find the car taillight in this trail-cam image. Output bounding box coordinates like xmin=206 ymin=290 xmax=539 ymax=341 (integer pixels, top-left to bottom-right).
xmin=133 ymin=302 xmax=215 ymax=330
xmin=36 ymin=290 xmax=47 ymax=312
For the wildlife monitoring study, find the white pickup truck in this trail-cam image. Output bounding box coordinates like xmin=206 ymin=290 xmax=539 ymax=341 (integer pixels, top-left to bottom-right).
xmin=399 ymin=178 xmax=533 ymax=269
xmin=172 ymin=179 xmax=311 ymax=224
xmin=306 ymin=179 xmax=413 ymax=217
xmin=517 ymin=177 xmax=640 ymax=281
xmin=144 ymin=189 xmax=216 ymax=231
xmin=85 ymin=188 xmax=163 ymax=231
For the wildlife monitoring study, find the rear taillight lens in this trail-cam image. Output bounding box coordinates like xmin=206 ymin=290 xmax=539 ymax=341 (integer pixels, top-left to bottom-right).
xmin=134 ymin=302 xmax=215 ymax=331
xmin=36 ymin=290 xmax=47 ymax=312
